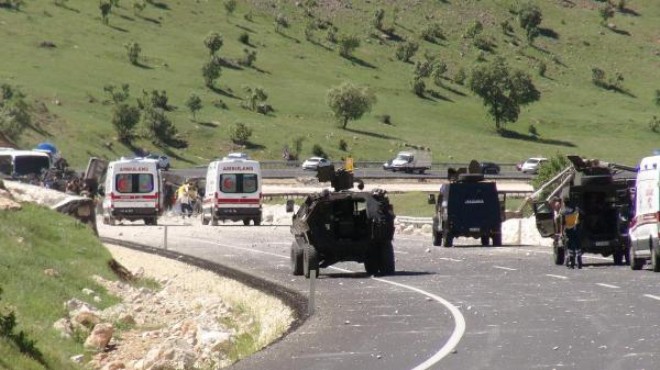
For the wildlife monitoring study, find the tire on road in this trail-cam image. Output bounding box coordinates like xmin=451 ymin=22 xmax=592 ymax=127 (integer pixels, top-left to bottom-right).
xmin=291 ymin=241 xmax=304 ymax=276
xmin=554 ymin=244 xmax=565 ymax=266
xmin=379 ymin=241 xmax=395 ymax=276
xmin=303 ymin=243 xmax=319 ymax=278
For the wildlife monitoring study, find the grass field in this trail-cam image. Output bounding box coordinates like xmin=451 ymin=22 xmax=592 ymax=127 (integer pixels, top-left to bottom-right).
xmin=0 ymin=203 xmax=118 ymax=369
xmin=1 ymin=0 xmax=659 ymax=168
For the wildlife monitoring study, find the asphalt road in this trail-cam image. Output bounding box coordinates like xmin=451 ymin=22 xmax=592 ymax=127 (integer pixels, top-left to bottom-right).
xmin=99 ymin=221 xmax=660 ymax=370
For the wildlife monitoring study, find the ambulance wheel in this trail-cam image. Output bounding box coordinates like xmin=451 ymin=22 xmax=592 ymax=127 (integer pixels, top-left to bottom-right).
xmin=201 ymin=212 xmax=209 ymax=225
xmin=291 ymin=242 xmax=304 ymax=276
xmin=243 ymin=218 xmax=250 ymax=226
xmin=481 ymin=235 xmax=490 ymax=246
xmin=254 ymin=217 xmax=262 ymax=226
xmin=653 ymin=242 xmax=660 ymax=273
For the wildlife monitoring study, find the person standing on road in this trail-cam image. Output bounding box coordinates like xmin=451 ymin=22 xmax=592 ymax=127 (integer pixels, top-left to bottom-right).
xmin=177 ymin=182 xmax=193 ymax=218
xmin=561 ymin=198 xmax=582 ymax=269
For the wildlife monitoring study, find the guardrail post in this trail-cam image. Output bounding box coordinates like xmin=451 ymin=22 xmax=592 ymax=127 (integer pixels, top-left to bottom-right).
xmin=163 ymin=225 xmax=168 ymax=250
xmin=309 ymin=272 xmax=316 ymax=315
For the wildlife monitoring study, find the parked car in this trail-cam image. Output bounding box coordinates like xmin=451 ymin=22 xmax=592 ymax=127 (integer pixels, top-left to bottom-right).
xmin=479 ymin=162 xmax=500 ymax=175
xmin=145 ymin=154 xmax=170 ymax=171
xmin=518 ymin=157 xmax=547 ymax=174
xmin=301 ymin=157 xmax=332 ymax=171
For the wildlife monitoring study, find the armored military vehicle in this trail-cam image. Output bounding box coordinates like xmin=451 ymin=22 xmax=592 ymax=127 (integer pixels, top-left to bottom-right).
xmin=290 ymin=165 xmax=395 ymax=278
xmin=532 ymin=156 xmax=636 ymax=266
xmin=432 ymin=161 xmax=504 ymax=247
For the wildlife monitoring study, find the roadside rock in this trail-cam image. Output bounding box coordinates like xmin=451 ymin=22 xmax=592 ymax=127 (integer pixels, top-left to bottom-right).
xmin=84 ymin=323 xmax=114 ymax=350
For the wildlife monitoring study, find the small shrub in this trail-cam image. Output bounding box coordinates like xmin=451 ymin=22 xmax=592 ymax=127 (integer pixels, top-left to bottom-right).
xmin=648 ymin=116 xmax=660 ymax=133
xmin=654 ymin=90 xmax=660 ymax=107
xmin=528 ymin=124 xmax=539 ymax=138
xmin=275 ymin=13 xmax=289 ymax=33
xmin=124 ymin=41 xmax=141 ymax=65
xmin=454 ymin=67 xmax=467 ymax=85
xmin=256 ymin=103 xmax=273 ymax=114
xmin=538 ymin=61 xmax=547 ymax=77
xmin=229 ymin=122 xmax=253 ymax=145
xmin=396 ymin=41 xmax=419 ymax=62
xmin=464 ymin=20 xmax=483 ymax=39
xmin=244 ymin=11 xmax=253 ymax=22
xmin=411 ymin=77 xmax=426 ymax=97
xmin=239 ymin=49 xmax=257 ymax=67
xmin=339 ymin=139 xmax=348 ymax=151
xmin=112 ymin=103 xmax=141 ymax=142
xmin=591 ymin=67 xmax=606 ymax=88
xmin=224 ymin=0 xmax=236 ymax=15
xmin=473 ymin=36 xmax=491 ymax=51
xmin=202 ymin=59 xmax=221 ymax=88
xmin=238 ymin=32 xmax=250 ymax=45
xmin=213 ymin=99 xmax=228 ymax=109
xmin=204 ymin=32 xmax=224 ymax=56
xmin=373 ymin=8 xmax=385 ymax=31
xmin=312 ymin=144 xmax=327 ymax=158
xmin=99 ymin=1 xmax=112 ymax=25
xmin=326 ymin=26 xmax=338 ymax=43
xmin=338 ymin=34 xmax=360 ymax=58
xmin=379 ymin=114 xmax=392 ymax=125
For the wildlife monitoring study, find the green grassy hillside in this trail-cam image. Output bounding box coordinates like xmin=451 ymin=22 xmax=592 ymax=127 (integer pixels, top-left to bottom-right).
xmin=0 ymin=203 xmax=118 ymax=369
xmin=1 ymin=0 xmax=659 ymax=167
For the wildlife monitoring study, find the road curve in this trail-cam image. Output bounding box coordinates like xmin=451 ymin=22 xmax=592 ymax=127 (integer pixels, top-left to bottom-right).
xmin=99 ymin=221 xmax=660 ymax=370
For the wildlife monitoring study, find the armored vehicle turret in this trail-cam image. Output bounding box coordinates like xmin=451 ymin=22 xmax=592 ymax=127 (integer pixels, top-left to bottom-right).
xmin=290 ymin=165 xmax=395 ymax=278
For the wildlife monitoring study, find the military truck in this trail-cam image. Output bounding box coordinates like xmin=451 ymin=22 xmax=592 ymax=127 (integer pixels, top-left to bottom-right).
xmin=532 ymin=156 xmax=636 ymax=266
xmin=432 ymin=161 xmax=504 ymax=247
xmin=290 ymin=166 xmax=395 ymax=278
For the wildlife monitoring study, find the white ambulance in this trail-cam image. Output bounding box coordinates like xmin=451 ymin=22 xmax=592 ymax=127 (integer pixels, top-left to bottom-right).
xmin=201 ymin=157 xmax=262 ymax=226
xmin=629 ymin=155 xmax=660 ymax=271
xmin=101 ymin=157 xmax=164 ymax=226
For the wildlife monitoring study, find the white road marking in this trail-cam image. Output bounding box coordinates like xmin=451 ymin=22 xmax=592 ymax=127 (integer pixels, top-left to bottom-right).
xmin=596 ymin=283 xmax=620 ymax=289
xmin=330 ymin=266 xmax=466 ymax=370
xmin=438 ymin=257 xmax=462 ymax=262
xmin=643 ymin=294 xmax=660 ymax=301
xmin=183 ymin=235 xmax=466 ymax=369
xmin=545 ymin=274 xmax=568 ymax=280
xmin=493 ymin=266 xmax=517 ymax=271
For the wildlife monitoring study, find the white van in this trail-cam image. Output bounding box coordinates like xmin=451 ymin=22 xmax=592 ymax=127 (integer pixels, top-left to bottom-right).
xmin=629 ymin=155 xmax=660 ymax=270
xmin=201 ymin=158 xmax=262 ymax=226
xmin=101 ymin=157 xmax=164 ymax=226
xmin=0 ymin=148 xmax=51 ymax=178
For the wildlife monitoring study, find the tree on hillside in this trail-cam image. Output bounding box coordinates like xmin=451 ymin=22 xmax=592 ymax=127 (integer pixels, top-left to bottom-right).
xmin=112 ymin=104 xmax=140 ymax=143
xmin=373 ymin=8 xmax=385 ymax=31
xmin=202 ymin=58 xmax=222 ymax=88
xmin=0 ymin=84 xmax=31 ymax=141
xmin=124 ymin=41 xmax=141 ymax=65
xmin=100 ymin=1 xmax=112 ymax=25
xmin=518 ymin=3 xmax=542 ymax=43
xmin=229 ymin=122 xmax=253 ymax=146
xmin=275 ymin=13 xmax=289 ymax=33
xmin=327 ymin=82 xmax=377 ymax=129
xmin=204 ymin=32 xmax=224 ymax=56
xmin=224 ymin=0 xmax=236 ymax=16
xmin=396 ymin=41 xmax=419 ymax=63
xmin=599 ymin=3 xmax=615 ymax=26
xmin=655 ymin=89 xmax=660 ymax=107
xmin=468 ymin=57 xmax=541 ymax=132
xmin=103 ymin=84 xmax=130 ymax=104
xmin=338 ymin=34 xmax=360 ymax=58
xmin=133 ymin=0 xmax=146 ymax=16
xmin=186 ymin=93 xmax=202 ymax=121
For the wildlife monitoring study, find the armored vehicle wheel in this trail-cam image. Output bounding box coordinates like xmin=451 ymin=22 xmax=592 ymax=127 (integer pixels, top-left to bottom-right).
xmin=553 ymin=245 xmax=565 ymax=265
xmin=379 ymin=242 xmax=395 ymax=276
xmin=364 ymin=254 xmax=379 ymax=275
xmin=201 ymin=212 xmax=209 ymax=225
xmin=492 ymin=233 xmax=502 ymax=246
xmin=443 ymin=231 xmax=453 ymax=248
xmin=254 ymin=217 xmax=261 ymax=226
xmin=613 ymin=250 xmax=624 ymax=265
xmin=291 ymin=242 xmax=304 ymax=276
xmin=432 ymin=231 xmax=442 ymax=247
xmin=481 ymin=235 xmax=490 ymax=246
xmin=243 ymin=219 xmax=250 ymax=226
xmin=303 ymin=244 xmax=319 ymax=278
